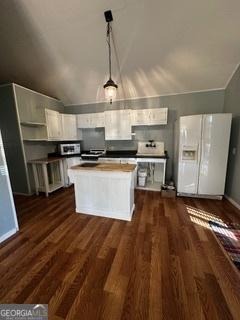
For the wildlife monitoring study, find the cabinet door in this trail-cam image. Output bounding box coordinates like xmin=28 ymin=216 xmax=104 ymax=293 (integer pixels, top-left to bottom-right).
xmin=104 ymin=111 xmax=118 ymax=139
xmin=198 ymin=114 xmax=232 ymax=195
xmin=132 ymin=108 xmax=168 ymax=126
xmin=94 ymin=113 xmax=105 ymax=127
xmin=45 ymin=109 xmax=62 ymax=140
xmin=132 ymin=109 xmax=150 ymax=126
xmin=105 ymin=110 xmax=132 ymax=140
xmin=177 ymin=115 xmax=202 ymax=194
xmin=77 ymin=113 xmax=105 ymax=128
xmin=149 ymin=108 xmax=168 ymax=125
xmin=77 ymin=114 xmax=91 ymax=128
xmin=62 ymin=114 xmax=78 ymax=140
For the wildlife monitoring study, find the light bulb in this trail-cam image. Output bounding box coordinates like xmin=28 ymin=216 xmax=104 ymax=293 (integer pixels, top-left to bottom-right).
xmin=103 ymin=78 xmax=118 ymax=103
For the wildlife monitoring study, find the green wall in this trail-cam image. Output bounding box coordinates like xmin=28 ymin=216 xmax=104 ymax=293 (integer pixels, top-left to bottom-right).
xmin=223 ymin=65 xmax=240 ymax=205
xmin=65 ymin=89 xmax=225 ymax=180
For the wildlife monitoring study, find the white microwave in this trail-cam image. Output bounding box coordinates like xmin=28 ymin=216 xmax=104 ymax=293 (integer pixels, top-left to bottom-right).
xmin=59 ymin=143 xmax=80 ymax=156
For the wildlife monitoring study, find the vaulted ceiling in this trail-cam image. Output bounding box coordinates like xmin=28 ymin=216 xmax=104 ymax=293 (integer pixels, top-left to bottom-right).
xmin=0 ymin=0 xmax=240 ymax=105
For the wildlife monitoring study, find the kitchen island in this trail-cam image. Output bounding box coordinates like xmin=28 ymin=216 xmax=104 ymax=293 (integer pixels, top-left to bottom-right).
xmin=68 ymin=163 xmax=136 ymax=221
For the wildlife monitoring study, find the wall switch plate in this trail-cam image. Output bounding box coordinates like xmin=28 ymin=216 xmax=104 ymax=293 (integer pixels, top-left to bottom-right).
xmin=232 ymin=147 xmax=237 ymax=155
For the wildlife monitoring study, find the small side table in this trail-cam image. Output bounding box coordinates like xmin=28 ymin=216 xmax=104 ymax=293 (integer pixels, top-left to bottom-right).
xmin=28 ymin=157 xmax=64 ymax=197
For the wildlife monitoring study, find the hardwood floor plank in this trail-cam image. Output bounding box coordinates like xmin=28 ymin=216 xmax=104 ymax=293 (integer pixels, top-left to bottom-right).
xmin=0 ymin=188 xmax=239 ymax=320
xmin=64 ymin=248 xmax=116 ymax=320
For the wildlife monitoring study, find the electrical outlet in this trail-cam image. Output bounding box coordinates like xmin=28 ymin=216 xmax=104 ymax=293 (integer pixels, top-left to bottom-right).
xmin=232 ymin=147 xmax=237 ymax=155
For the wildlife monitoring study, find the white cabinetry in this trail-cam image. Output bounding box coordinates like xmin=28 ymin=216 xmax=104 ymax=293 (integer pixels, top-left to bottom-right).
xmin=77 ymin=114 xmax=92 ymax=128
xmin=104 ymin=109 xmax=132 ymax=140
xmin=61 ymin=114 xmax=82 ymax=141
xmin=77 ymin=113 xmax=105 ymax=129
xmin=94 ymin=113 xmax=105 ymax=127
xmin=132 ymin=108 xmax=168 ymax=126
xmin=45 ymin=109 xmax=62 ymax=140
xmin=63 ymin=157 xmax=82 ymax=186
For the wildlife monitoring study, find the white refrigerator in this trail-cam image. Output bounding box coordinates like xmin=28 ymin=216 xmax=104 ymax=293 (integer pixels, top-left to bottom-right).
xmin=174 ymin=114 xmax=232 ymax=198
xmin=0 ymin=131 xmax=19 ymax=243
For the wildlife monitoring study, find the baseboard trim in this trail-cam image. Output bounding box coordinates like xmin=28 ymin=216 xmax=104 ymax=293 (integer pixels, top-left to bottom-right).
xmin=0 ymin=228 xmax=18 ymax=244
xmin=13 ymin=192 xmax=33 ymax=196
xmin=224 ymin=195 xmax=240 ymax=210
xmin=177 ymin=192 xmax=222 ymax=200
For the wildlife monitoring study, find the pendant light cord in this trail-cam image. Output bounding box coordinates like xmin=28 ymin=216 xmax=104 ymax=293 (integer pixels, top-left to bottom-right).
xmin=107 ymin=22 xmax=112 ymax=79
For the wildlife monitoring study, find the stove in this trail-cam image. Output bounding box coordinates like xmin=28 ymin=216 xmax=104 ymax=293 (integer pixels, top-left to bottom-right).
xmin=81 ymin=149 xmax=105 ymax=161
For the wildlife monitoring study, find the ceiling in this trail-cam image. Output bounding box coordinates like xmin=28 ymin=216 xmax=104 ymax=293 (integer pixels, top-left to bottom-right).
xmin=0 ymin=0 xmax=240 ymax=105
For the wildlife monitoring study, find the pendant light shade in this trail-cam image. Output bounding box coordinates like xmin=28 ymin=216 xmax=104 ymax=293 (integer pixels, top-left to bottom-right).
xmin=104 ymin=78 xmax=118 ymax=103
xmin=103 ymin=10 xmax=118 ymax=104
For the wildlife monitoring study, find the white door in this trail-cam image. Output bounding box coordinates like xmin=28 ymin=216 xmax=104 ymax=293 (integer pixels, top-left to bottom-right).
xmin=177 ymin=115 xmax=202 ymax=194
xmin=45 ymin=109 xmax=62 ymax=140
xmin=198 ymin=114 xmax=232 ymax=195
xmin=62 ymin=114 xmax=78 ymax=140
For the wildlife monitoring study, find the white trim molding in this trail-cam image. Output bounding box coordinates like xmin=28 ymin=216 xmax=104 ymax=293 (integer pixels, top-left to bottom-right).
xmin=0 ymin=228 xmax=18 ymax=244
xmin=65 ymin=88 xmax=225 ymax=107
xmin=225 ymin=195 xmax=240 ymax=211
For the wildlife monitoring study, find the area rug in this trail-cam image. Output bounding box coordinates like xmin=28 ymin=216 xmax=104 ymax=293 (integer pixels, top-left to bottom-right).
xmin=209 ymin=221 xmax=240 ymax=270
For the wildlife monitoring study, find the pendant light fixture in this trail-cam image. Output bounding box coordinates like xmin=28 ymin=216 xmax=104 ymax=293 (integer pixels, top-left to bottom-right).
xmin=103 ymin=10 xmax=118 ymax=104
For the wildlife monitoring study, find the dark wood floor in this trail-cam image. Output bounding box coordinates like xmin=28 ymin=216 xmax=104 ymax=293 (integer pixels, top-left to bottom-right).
xmin=0 ymin=187 xmax=240 ymax=320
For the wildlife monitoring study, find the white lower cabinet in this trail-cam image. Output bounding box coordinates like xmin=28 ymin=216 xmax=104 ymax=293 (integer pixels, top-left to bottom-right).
xmin=104 ymin=109 xmax=132 ymax=140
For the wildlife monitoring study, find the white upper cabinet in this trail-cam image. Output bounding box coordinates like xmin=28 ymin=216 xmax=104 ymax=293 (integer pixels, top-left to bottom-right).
xmin=61 ymin=114 xmax=82 ymax=140
xmin=45 ymin=109 xmax=62 ymax=140
xmin=94 ymin=112 xmax=105 ymax=127
xmin=132 ymin=108 xmax=168 ymax=126
xmin=105 ymin=109 xmax=132 ymax=140
xmin=77 ymin=112 xmax=105 ymax=129
xmin=77 ymin=114 xmax=92 ymax=128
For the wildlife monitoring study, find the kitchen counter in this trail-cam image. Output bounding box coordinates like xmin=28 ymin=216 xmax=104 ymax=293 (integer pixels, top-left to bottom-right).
xmin=99 ymin=150 xmax=168 ymax=159
xmin=68 ymin=162 xmax=136 ymax=221
xmin=47 ymin=150 xmax=168 ymax=159
xmin=71 ymin=162 xmax=136 ymax=172
xmin=48 ymin=152 xmax=81 ymax=158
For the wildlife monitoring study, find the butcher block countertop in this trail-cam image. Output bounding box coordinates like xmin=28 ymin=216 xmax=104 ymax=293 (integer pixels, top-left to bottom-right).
xmin=70 ymin=163 xmax=136 ymax=172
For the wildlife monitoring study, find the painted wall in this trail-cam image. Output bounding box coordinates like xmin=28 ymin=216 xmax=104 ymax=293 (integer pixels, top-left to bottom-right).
xmin=0 ymin=131 xmax=18 ymax=241
xmin=0 ymin=85 xmax=29 ymax=193
xmin=65 ymin=89 xmax=225 ymax=179
xmin=223 ymin=65 xmax=240 ymax=205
